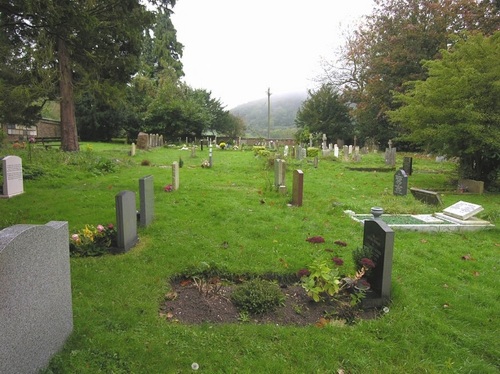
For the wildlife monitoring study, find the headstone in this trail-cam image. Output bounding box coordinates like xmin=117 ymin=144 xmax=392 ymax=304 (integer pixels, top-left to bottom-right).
xmin=403 ymin=157 xmax=413 ymax=176
xmin=283 ymin=145 xmax=289 ymax=157
xmin=301 ymin=148 xmax=307 ymax=159
xmin=385 ymin=148 xmax=396 ymax=166
xmin=348 ymin=145 xmax=353 ymax=154
xmin=410 ymin=187 xmax=443 ymax=205
xmin=343 ymin=145 xmax=349 ymax=161
xmin=136 ymin=132 xmax=149 ymax=150
xmin=274 ymin=159 xmax=286 ymax=189
xmin=458 ymin=179 xmax=484 ymax=194
xmin=191 ymin=145 xmax=196 ymax=158
xmin=172 ymin=161 xmax=180 ymax=190
xmin=362 ymin=219 xmax=395 ymax=307
xmin=200 ymin=139 xmax=204 ymax=151
xmin=209 ymin=144 xmax=213 ymax=167
xmin=0 ymin=221 xmax=73 ymax=374
xmin=1 ymin=155 xmax=24 ymax=198
xmin=115 ymin=191 xmax=138 ymax=253
xmin=353 ymin=146 xmax=361 ymax=162
xmin=393 ymin=169 xmax=408 ymax=196
xmin=292 ymin=170 xmax=304 ymax=207
xmin=313 ymin=156 xmax=318 ymax=168
xmin=333 ymin=144 xmax=339 ymax=158
xmin=130 ymin=142 xmax=136 ymax=156
xmin=442 ymin=201 xmax=484 ymax=220
xmin=139 ymin=175 xmax=154 ymax=227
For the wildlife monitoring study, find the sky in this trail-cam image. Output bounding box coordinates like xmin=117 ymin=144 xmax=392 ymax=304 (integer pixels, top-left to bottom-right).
xmin=170 ymin=0 xmax=375 ymax=109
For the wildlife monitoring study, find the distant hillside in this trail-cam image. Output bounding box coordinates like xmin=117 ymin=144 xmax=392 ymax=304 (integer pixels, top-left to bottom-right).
xmin=230 ymin=91 xmax=307 ymax=138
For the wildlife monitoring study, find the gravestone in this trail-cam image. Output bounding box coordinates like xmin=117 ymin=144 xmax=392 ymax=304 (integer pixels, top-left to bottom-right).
xmin=115 ymin=191 xmax=138 ymax=252
xmin=130 ymin=143 xmax=136 ymax=156
xmin=191 ymin=145 xmax=196 ymax=158
xmin=410 ymin=187 xmax=443 ymax=205
xmin=296 ymin=145 xmax=302 ymax=160
xmin=343 ymin=145 xmax=349 ymax=161
xmin=0 ymin=221 xmax=73 ymax=374
xmin=292 ymin=169 xmax=304 ymax=207
xmin=301 ymin=148 xmax=307 ymax=159
xmin=458 ymin=179 xmax=484 ymax=194
xmin=393 ymin=169 xmax=408 ymax=196
xmin=136 ymin=132 xmax=149 ymax=150
xmin=348 ymin=145 xmax=353 ymax=154
xmin=274 ymin=159 xmax=286 ymax=189
xmin=283 ymin=145 xmax=289 ymax=157
xmin=139 ymin=175 xmax=154 ymax=227
xmin=1 ymin=155 xmax=24 ymax=198
xmin=313 ymin=156 xmax=318 ymax=168
xmin=209 ymin=144 xmax=213 ymax=167
xmin=403 ymin=156 xmax=413 ymax=176
xmin=333 ymin=144 xmax=339 ymax=158
xmin=362 ymin=219 xmax=395 ymax=307
xmin=172 ymin=161 xmax=180 ymax=190
xmin=442 ymin=201 xmax=484 ymax=220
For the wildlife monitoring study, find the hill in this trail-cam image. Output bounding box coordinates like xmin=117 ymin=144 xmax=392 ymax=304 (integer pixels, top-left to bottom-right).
xmin=230 ymin=91 xmax=307 ymax=138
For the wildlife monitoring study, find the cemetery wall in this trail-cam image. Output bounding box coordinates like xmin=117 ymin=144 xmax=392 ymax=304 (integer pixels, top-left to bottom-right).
xmin=2 ymin=119 xmax=61 ymax=142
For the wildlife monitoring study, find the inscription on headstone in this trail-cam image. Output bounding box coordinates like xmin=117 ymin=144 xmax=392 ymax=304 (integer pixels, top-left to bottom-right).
xmin=362 ymin=219 xmax=395 ymax=307
xmin=1 ymin=155 xmax=24 ymax=198
xmin=393 ymin=169 xmax=408 ymax=196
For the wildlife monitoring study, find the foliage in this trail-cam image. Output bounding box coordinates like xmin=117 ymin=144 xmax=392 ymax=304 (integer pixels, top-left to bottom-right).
xmin=295 ymin=84 xmax=353 ymax=144
xmin=230 ymin=278 xmax=285 ymax=315
xmin=389 ymin=32 xmax=500 ymax=187
xmin=252 ymin=146 xmax=266 ymax=155
xmin=300 ymin=257 xmax=342 ymax=302
xmin=219 ymin=142 xmax=226 ymax=150
xmin=69 ymin=224 xmax=117 ymax=257
xmin=306 ymin=147 xmax=320 ymax=158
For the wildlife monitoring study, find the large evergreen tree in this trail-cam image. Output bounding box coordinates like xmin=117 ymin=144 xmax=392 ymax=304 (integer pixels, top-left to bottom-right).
xmin=0 ymin=0 xmax=175 ymax=151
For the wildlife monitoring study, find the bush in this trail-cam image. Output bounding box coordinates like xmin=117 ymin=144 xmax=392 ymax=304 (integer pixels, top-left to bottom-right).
xmin=252 ymin=146 xmax=266 ymax=156
xmin=231 ymin=278 xmax=285 ymax=315
xmin=307 ymin=147 xmax=319 ymax=157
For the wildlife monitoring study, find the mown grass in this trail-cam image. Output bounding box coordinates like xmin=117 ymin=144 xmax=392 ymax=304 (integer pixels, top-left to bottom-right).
xmin=1 ymin=143 xmax=499 ymax=373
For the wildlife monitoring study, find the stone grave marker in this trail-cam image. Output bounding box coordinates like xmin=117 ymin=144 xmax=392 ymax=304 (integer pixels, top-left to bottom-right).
xmin=136 ymin=132 xmax=149 ymax=150
xmin=139 ymin=175 xmax=154 ymax=227
xmin=410 ymin=187 xmax=443 ymax=205
xmin=458 ymin=179 xmax=484 ymax=194
xmin=334 ymin=144 xmax=339 ymax=158
xmin=292 ymin=169 xmax=304 ymax=206
xmin=283 ymin=145 xmax=289 ymax=157
xmin=191 ymin=145 xmax=196 ymax=158
xmin=362 ymin=219 xmax=395 ymax=307
xmin=1 ymin=155 xmax=24 ymax=198
xmin=0 ymin=221 xmax=73 ymax=374
xmin=130 ymin=142 xmax=136 ymax=156
xmin=115 ymin=191 xmax=138 ymax=253
xmin=442 ymin=201 xmax=484 ymax=220
xmin=301 ymin=148 xmax=307 ymax=159
xmin=172 ymin=161 xmax=180 ymax=190
xmin=274 ymin=159 xmax=286 ymax=189
xmin=313 ymin=156 xmax=318 ymax=168
xmin=403 ymin=156 xmax=413 ymax=176
xmin=393 ymin=169 xmax=408 ymax=196
xmin=343 ymin=145 xmax=349 ymax=161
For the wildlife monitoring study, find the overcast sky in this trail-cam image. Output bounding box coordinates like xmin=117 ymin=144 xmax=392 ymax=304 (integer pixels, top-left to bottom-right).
xmin=171 ymin=0 xmax=374 ymax=109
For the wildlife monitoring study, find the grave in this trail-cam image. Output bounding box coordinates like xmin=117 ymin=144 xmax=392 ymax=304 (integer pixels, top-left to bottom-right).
xmin=115 ymin=191 xmax=138 ymax=253
xmin=139 ymin=175 xmax=154 ymax=227
xmin=393 ymin=169 xmax=408 ymax=196
xmin=136 ymin=132 xmax=149 ymax=150
xmin=410 ymin=187 xmax=443 ymax=205
xmin=403 ymin=157 xmax=413 ymax=176
xmin=130 ymin=143 xmax=136 ymax=156
xmin=1 ymin=155 xmax=24 ymax=198
xmin=361 ymin=219 xmax=395 ymax=308
xmin=291 ymin=169 xmax=304 ymax=207
xmin=0 ymin=221 xmax=73 ymax=374
xmin=458 ymin=179 xmax=484 ymax=194
xmin=172 ymin=161 xmax=179 ymax=190
xmin=441 ymin=201 xmax=483 ymax=220
xmin=333 ymin=144 xmax=339 ymax=158
xmin=274 ymin=159 xmax=286 ymax=189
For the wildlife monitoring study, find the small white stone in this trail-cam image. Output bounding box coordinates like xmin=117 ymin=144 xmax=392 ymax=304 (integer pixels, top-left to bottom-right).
xmin=191 ymin=362 xmax=199 ymax=370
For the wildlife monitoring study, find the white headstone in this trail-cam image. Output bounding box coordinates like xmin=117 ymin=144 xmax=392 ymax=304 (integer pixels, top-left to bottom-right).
xmin=1 ymin=156 xmax=24 ymax=198
xmin=172 ymin=161 xmax=180 ymax=190
xmin=334 ymin=144 xmax=339 ymax=158
xmin=284 ymin=145 xmax=289 ymax=157
xmin=442 ymin=201 xmax=484 ymax=220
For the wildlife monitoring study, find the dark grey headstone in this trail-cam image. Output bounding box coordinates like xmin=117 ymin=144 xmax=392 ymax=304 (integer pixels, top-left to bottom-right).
xmin=393 ymin=169 xmax=408 ymax=196
xmin=115 ymin=190 xmax=138 ymax=252
xmin=139 ymin=175 xmax=154 ymax=227
xmin=0 ymin=221 xmax=73 ymax=374
xmin=362 ymin=219 xmax=395 ymax=307
xmin=410 ymin=187 xmax=443 ymax=205
xmin=403 ymin=157 xmax=413 ymax=176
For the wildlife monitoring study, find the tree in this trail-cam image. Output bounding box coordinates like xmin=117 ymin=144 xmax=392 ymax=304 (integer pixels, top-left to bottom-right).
xmin=0 ymin=1 xmax=174 ymax=151
xmin=295 ymin=84 xmax=353 ymax=143
xmin=389 ymin=32 xmax=500 ymax=187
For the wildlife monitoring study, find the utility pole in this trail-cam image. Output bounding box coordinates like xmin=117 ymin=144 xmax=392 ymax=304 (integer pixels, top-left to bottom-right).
xmin=266 ymin=87 xmax=272 ymax=140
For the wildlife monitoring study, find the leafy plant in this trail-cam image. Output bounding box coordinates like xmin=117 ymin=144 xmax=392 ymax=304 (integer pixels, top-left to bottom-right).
xmin=69 ymin=223 xmax=117 ymax=257
xmin=300 ymin=257 xmax=341 ymax=302
xmin=230 ymin=278 xmax=285 ymax=315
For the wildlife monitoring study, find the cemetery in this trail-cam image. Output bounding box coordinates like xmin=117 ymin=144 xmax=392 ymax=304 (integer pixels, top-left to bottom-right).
xmin=0 ymin=142 xmax=498 ymax=373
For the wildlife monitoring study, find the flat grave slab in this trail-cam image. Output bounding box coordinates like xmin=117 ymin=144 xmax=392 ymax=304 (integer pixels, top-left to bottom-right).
xmin=442 ymin=200 xmax=483 ymax=220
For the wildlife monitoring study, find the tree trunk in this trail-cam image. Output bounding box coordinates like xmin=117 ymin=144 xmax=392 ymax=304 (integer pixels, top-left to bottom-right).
xmin=58 ymin=37 xmax=80 ymax=152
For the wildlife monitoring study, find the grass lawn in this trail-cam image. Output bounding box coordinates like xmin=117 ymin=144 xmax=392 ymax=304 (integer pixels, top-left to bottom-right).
xmin=1 ymin=143 xmax=499 ymax=373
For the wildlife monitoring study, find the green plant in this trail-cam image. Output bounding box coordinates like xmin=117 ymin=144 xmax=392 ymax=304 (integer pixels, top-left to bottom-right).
xmin=352 ymin=245 xmax=379 ymax=272
xmin=69 ymin=223 xmax=117 ymax=257
xmin=219 ymin=142 xmax=226 ymax=150
xmin=306 ymin=147 xmax=319 ymax=157
xmin=230 ymin=278 xmax=285 ymax=315
xmin=300 ymin=257 xmax=341 ymax=302
xmin=252 ymin=145 xmax=266 ymax=155
xmin=238 ymin=311 xmax=250 ymax=322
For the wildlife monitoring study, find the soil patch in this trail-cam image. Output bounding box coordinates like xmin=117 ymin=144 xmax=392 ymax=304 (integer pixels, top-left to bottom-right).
xmin=159 ymin=279 xmax=380 ymax=326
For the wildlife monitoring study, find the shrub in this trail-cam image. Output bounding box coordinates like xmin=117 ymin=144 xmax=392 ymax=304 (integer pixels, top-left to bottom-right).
xmin=252 ymin=146 xmax=266 ymax=156
xmin=231 ymin=278 xmax=285 ymax=315
xmin=307 ymin=147 xmax=319 ymax=157
xmin=70 ymin=223 xmax=117 ymax=257
xmin=141 ymin=159 xmax=151 ymax=166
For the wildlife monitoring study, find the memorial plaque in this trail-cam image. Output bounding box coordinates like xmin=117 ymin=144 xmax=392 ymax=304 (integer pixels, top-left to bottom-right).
xmin=443 ymin=201 xmax=484 ymax=220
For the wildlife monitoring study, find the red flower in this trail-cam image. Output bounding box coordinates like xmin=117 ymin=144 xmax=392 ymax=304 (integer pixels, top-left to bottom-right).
xmin=107 ymin=223 xmax=114 ymax=230
xmin=297 ymin=269 xmax=311 ymax=278
xmin=306 ymin=236 xmax=325 ymax=244
xmin=164 ymin=184 xmax=173 ymax=192
xmin=360 ymin=258 xmax=376 ymax=269
xmin=334 ymin=240 xmax=347 ymax=247
xmin=332 ymin=257 xmax=344 ymax=266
